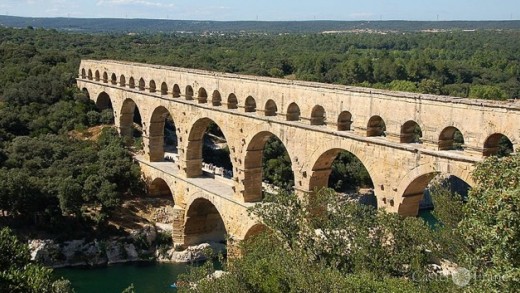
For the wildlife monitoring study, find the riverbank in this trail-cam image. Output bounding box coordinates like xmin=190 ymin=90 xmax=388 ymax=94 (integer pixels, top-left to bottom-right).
xmin=29 ymin=226 xmax=226 ymax=268
xmin=26 ymin=196 xmax=226 ymax=268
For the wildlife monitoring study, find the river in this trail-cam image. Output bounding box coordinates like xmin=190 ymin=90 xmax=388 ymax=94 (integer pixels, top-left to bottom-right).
xmin=56 ymin=262 xmax=191 ymax=293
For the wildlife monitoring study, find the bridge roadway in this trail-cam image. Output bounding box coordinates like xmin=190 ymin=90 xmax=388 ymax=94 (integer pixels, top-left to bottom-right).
xmin=77 ymin=59 xmax=520 ymax=248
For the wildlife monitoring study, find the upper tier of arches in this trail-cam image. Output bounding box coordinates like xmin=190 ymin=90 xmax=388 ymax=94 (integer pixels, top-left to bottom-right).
xmin=83 ymin=66 xmax=518 ymax=158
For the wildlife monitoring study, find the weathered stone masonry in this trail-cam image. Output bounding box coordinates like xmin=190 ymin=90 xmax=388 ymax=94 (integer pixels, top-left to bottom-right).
xmin=78 ymin=59 xmax=520 ymax=247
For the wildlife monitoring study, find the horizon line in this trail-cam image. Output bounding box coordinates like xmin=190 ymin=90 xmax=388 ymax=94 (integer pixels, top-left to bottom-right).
xmin=1 ymin=14 xmax=519 ymax=22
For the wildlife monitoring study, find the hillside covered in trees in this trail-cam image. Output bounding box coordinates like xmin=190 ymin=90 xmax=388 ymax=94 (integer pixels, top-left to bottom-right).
xmin=2 ymin=15 xmax=520 ymax=34
xmin=0 ymin=23 xmax=518 ymax=291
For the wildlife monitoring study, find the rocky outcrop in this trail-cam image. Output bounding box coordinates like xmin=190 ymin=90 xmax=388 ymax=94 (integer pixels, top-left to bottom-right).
xmin=29 ymin=238 xmax=142 ymax=268
xmin=156 ymin=242 xmax=226 ymax=263
xmin=29 ymin=225 xmax=226 ymax=268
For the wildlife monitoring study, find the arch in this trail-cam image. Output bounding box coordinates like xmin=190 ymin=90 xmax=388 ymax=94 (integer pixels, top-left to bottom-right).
xmin=172 ymin=84 xmax=181 ymax=98
xmin=483 ymin=133 xmax=514 ymax=157
xmin=95 ymin=70 xmax=100 ymax=81
xmin=119 ymin=98 xmax=142 ymax=138
xmin=337 ymin=111 xmax=353 ymax=131
xmin=243 ymin=223 xmax=268 ymax=240
xmin=184 ymin=197 xmax=227 ymax=245
xmin=367 ymin=115 xmax=386 ymax=137
xmin=110 ymin=73 xmax=117 ymax=85
xmin=81 ymin=88 xmax=90 ymax=99
xmin=149 ymin=80 xmax=156 ymax=93
xmin=138 ymin=78 xmax=145 ymax=91
xmin=309 ymin=148 xmax=373 ymax=193
xmin=227 ymin=93 xmax=238 ymax=109
xmin=87 ymin=69 xmax=93 ymax=80
xmin=396 ymin=162 xmax=475 ymax=217
xmin=212 ymin=90 xmax=222 ymax=106
xmin=81 ymin=68 xmax=86 ymax=79
xmin=310 ymin=105 xmax=326 ymax=125
xmin=398 ymin=172 xmax=471 ymax=216
xmin=148 ymin=106 xmax=177 ymax=162
xmin=243 ymin=131 xmax=294 ymax=202
xmin=264 ymin=99 xmax=277 ymax=116
xmin=400 ymin=120 xmax=423 ymax=143
xmin=148 ymin=178 xmax=173 ymax=199
xmin=185 ymin=118 xmax=232 ymax=178
xmin=119 ymin=75 xmax=126 ymax=87
xmin=198 ymin=88 xmax=208 ymax=103
xmin=129 ymin=77 xmax=135 ymax=89
xmin=245 ymin=96 xmax=256 ymax=112
xmin=160 ymin=82 xmax=168 ymax=95
xmin=286 ymin=102 xmax=301 ymax=121
xmin=438 ymin=126 xmax=464 ymax=150
xmin=102 ymin=72 xmax=108 ymax=83
xmin=185 ymin=85 xmax=194 ymax=100
xmin=96 ymin=92 xmax=113 ymax=111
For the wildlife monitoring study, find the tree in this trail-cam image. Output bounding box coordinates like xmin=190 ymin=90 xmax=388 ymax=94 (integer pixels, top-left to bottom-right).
xmin=179 ymin=189 xmax=462 ymax=292
xmin=460 ymin=155 xmax=520 ymax=291
xmin=0 ymin=227 xmax=72 ymax=293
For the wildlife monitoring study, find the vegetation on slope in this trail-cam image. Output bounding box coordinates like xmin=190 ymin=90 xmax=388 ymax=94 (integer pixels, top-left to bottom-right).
xmin=179 ymin=154 xmax=520 ymax=292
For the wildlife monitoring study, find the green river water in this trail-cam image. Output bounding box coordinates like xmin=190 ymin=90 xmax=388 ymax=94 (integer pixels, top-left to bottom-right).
xmin=56 ymin=262 xmax=190 ymax=293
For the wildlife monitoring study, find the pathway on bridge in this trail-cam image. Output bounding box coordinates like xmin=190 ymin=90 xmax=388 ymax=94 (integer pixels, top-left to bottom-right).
xmin=134 ymin=155 xmax=253 ymax=208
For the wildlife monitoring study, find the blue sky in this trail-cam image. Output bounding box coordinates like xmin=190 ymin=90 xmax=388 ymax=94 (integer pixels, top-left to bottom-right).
xmin=1 ymin=0 xmax=519 ymax=21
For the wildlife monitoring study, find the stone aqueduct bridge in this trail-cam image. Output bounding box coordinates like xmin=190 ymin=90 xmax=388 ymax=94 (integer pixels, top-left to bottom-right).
xmin=78 ymin=59 xmax=519 ymax=247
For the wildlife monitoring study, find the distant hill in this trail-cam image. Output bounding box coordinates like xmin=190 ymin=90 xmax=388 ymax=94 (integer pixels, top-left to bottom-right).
xmin=1 ymin=15 xmax=520 ymax=34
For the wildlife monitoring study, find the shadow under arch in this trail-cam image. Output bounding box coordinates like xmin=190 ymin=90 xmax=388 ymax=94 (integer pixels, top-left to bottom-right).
xmin=483 ymin=133 xmax=514 ymax=157
xmin=161 ymin=82 xmax=168 ymax=95
xmin=81 ymin=88 xmax=90 ymax=99
xmin=119 ymin=98 xmax=142 ymax=139
xmin=245 ymin=96 xmax=256 ymax=112
xmin=198 ymin=88 xmax=208 ymax=103
xmin=309 ymin=148 xmax=375 ymax=207
xmin=96 ymin=92 xmax=113 ymax=111
xmin=148 ymin=177 xmax=174 ymax=200
xmin=367 ymin=115 xmax=386 ymax=137
xmin=264 ymin=99 xmax=277 ymax=116
xmin=212 ymin=90 xmax=222 ymax=106
xmin=337 ymin=111 xmax=352 ymax=131
xmin=401 ymin=120 xmax=423 ymax=143
xmin=227 ymin=93 xmax=238 ymax=109
xmin=310 ymin=105 xmax=326 ymax=125
xmin=396 ymin=166 xmax=473 ymax=217
xmin=438 ymin=126 xmax=464 ymax=150
xmin=172 ymin=84 xmax=181 ymax=98
xmin=184 ymin=197 xmax=227 ymax=246
xmin=243 ymin=131 xmax=294 ymax=202
xmin=148 ymin=106 xmax=178 ymax=162
xmin=286 ymin=102 xmax=300 ymax=121
xmin=185 ymin=117 xmax=233 ymax=178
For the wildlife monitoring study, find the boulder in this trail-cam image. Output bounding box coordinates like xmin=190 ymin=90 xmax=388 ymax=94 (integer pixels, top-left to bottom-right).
xmin=158 ymin=242 xmax=226 ymax=263
xmin=82 ymin=241 xmax=107 ymax=267
xmin=106 ymin=240 xmax=125 ymax=264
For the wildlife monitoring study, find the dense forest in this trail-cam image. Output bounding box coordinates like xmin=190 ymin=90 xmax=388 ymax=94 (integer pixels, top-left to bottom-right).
xmin=0 ymin=24 xmax=518 ymax=291
xmin=2 ymin=15 xmax=520 ymax=33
